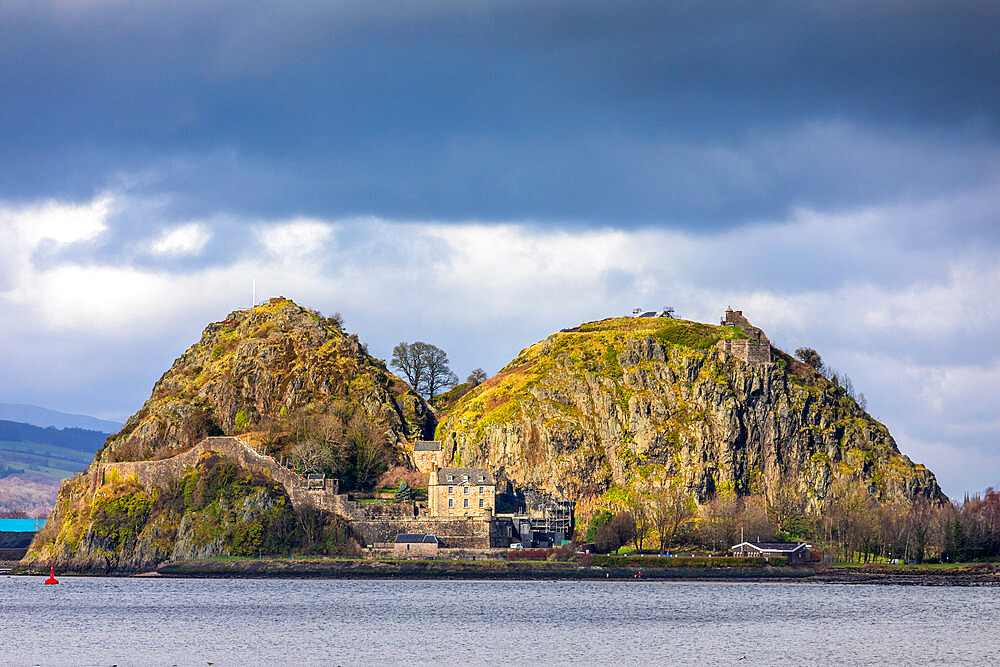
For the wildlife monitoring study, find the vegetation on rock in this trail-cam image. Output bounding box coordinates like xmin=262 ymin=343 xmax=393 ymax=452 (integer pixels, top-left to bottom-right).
xmin=436 ymin=315 xmax=943 ymax=529
xmin=98 ymin=298 xmax=434 ymax=464
xmin=26 ymin=451 xmax=357 ymax=571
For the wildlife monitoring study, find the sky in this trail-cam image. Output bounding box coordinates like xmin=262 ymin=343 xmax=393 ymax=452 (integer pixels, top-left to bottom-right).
xmin=0 ymin=0 xmax=997 ymax=498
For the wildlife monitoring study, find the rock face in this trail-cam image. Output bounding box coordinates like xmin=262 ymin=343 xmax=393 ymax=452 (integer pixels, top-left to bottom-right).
xmin=23 ymin=298 xmax=432 ymax=571
xmin=99 ymin=297 xmax=434 ymax=462
xmin=437 ymin=316 xmax=943 ymax=513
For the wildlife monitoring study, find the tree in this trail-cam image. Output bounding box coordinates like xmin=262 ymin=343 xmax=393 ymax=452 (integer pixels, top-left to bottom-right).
xmin=794 ymin=347 xmax=823 ymax=371
xmin=595 ymin=511 xmax=636 ymax=554
xmin=394 ymin=480 xmax=413 ymax=502
xmin=768 ymin=481 xmax=810 ymax=537
xmin=290 ymin=438 xmax=336 ymax=474
xmin=585 ymin=508 xmax=613 ymax=543
xmin=650 ymin=481 xmax=696 ymax=552
xmin=626 ymin=490 xmax=651 ymax=551
xmin=422 ymin=346 xmax=459 ymax=399
xmin=391 ymin=341 xmax=459 ymax=399
xmin=466 ymin=368 xmax=488 ymax=386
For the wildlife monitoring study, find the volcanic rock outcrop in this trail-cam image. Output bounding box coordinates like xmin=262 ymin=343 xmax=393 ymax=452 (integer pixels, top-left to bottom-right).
xmin=436 ymin=315 xmax=943 ymax=513
xmin=23 ymin=298 xmax=433 ymax=571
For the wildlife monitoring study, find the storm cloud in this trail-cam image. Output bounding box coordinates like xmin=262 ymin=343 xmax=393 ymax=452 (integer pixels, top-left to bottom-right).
xmin=0 ymin=1 xmax=997 ymax=497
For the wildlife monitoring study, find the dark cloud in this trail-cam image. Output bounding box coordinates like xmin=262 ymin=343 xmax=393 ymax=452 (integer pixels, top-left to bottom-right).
xmin=1 ymin=0 xmax=997 ymax=227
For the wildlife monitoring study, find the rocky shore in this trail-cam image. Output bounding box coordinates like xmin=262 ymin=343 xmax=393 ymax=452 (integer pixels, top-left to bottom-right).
xmin=13 ymin=559 xmax=1000 ymax=585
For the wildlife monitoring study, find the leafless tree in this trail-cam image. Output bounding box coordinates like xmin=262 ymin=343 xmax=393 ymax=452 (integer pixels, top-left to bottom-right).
xmin=290 ymin=438 xmax=337 ymax=474
xmin=391 ymin=341 xmax=459 ymax=399
xmin=650 ymin=480 xmax=696 ymax=552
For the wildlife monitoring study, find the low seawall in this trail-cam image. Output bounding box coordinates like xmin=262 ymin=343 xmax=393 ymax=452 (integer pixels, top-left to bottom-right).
xmin=152 ymin=558 xmax=816 ymax=581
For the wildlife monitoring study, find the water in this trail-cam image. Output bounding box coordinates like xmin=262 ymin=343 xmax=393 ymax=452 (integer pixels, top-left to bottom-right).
xmin=1 ymin=576 xmax=996 ymax=665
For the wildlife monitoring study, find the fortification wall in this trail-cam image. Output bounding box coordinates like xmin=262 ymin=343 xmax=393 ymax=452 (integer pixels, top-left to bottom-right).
xmin=715 ymin=339 xmax=772 ymax=364
xmin=350 ymin=517 xmax=512 ymax=549
xmin=90 ymin=437 xmax=339 ymax=513
xmin=90 ymin=436 xmax=424 ymax=523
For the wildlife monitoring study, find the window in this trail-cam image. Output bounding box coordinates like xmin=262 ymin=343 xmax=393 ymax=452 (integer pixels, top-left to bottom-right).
xmin=464 ymin=486 xmax=469 ymax=495
xmin=448 ymin=498 xmax=454 ymax=508
xmin=421 ymin=454 xmax=426 ymax=461
xmin=448 ymin=487 xmax=454 ymax=494
xmin=479 ymin=486 xmax=484 ymax=494
xmin=463 ymin=498 xmax=469 ymax=508
xmin=447 ymin=474 xmax=454 ymax=482
xmin=479 ymin=475 xmax=485 ymax=482
xmin=463 ymin=475 xmax=469 ymax=481
xmin=479 ymin=498 xmax=484 ymax=508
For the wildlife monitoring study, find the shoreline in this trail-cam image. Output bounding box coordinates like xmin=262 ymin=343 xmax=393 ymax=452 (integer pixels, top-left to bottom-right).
xmin=11 ymin=559 xmax=1000 ymax=585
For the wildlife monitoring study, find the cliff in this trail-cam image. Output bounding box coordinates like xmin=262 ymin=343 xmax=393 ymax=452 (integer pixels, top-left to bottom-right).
xmin=436 ymin=315 xmax=943 ymax=514
xmin=23 ymin=298 xmax=433 ymax=570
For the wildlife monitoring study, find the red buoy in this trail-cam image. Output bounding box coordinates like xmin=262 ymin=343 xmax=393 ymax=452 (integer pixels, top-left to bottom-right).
xmin=44 ymin=566 xmax=59 ymax=585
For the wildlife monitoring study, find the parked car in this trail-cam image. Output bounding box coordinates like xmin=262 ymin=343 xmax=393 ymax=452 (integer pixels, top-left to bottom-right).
xmin=509 ymin=542 xmax=524 ymax=549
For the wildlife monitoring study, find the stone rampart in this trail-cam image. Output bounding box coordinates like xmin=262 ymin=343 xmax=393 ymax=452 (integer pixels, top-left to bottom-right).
xmin=716 ymin=338 xmax=772 ymax=365
xmin=351 ymin=517 xmax=504 ymax=549
xmin=90 ymin=437 xmax=341 ymax=513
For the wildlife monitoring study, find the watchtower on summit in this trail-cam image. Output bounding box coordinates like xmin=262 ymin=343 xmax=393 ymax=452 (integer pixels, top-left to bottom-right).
xmin=716 ymin=307 xmax=772 ymax=364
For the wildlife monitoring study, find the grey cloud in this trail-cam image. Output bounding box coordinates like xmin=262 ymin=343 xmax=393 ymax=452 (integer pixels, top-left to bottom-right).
xmin=1 ymin=1 xmax=998 ymax=227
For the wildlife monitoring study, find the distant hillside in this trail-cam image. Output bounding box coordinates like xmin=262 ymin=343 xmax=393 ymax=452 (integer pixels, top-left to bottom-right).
xmin=0 ymin=420 xmax=108 ymax=453
xmin=0 ymin=403 xmax=121 ymax=433
xmin=0 ymin=419 xmax=109 ymax=517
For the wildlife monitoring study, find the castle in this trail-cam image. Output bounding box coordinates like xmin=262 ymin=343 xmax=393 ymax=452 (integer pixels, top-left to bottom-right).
xmin=715 ymin=307 xmax=772 ymax=364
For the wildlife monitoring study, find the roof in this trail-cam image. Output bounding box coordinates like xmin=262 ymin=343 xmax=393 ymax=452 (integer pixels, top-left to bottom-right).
xmin=0 ymin=518 xmax=45 ymax=532
xmin=394 ymin=533 xmax=439 ymax=544
xmin=413 ymin=441 xmax=442 ymax=452
xmin=731 ymin=541 xmax=809 ymax=553
xmin=438 ymin=467 xmax=495 ymax=485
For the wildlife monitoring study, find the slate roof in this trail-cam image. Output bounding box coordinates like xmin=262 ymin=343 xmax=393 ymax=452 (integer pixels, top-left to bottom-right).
xmin=394 ymin=533 xmax=440 ymax=544
xmin=731 ymin=541 xmax=809 ymax=553
xmin=413 ymin=441 xmax=442 ymax=452
xmin=438 ymin=467 xmax=495 ymax=485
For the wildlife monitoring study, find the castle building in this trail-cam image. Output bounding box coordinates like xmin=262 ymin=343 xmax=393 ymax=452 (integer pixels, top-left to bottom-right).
xmin=716 ymin=307 xmax=772 ymax=364
xmin=427 ymin=465 xmax=496 ymax=518
xmin=412 ymin=441 xmax=443 ymax=474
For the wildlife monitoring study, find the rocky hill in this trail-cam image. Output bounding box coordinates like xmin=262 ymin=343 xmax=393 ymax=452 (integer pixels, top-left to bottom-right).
xmin=436 ymin=314 xmax=943 ymax=514
xmin=22 ymin=298 xmax=434 ymax=571
xmin=98 ymin=297 xmax=434 ymax=463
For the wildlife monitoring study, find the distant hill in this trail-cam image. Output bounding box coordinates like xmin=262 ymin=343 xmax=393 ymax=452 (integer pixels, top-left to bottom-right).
xmin=0 ymin=419 xmax=111 ymax=516
xmin=0 ymin=403 xmax=121 ymax=433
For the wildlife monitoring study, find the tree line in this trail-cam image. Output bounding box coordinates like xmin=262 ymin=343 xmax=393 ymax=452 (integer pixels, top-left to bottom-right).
xmin=582 ymin=478 xmax=1000 ymax=563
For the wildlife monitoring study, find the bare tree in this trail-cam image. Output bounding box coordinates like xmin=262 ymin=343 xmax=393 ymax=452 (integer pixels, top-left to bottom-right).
xmin=291 ymin=438 xmax=336 ymax=474
xmin=391 ymin=341 xmax=428 ymax=392
xmin=626 ymin=490 xmax=650 ymax=551
xmin=391 ymin=341 xmax=458 ymax=399
xmin=650 ymin=480 xmax=696 ymax=552
xmin=595 ymin=511 xmax=636 ymax=554
xmin=768 ymin=481 xmax=810 ymax=537
xmin=421 ymin=345 xmax=458 ymax=399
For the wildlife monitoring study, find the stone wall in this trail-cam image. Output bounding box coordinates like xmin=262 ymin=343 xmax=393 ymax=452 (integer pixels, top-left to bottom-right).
xmin=717 ymin=309 xmax=772 ymax=364
xmin=351 ymin=516 xmax=515 ymax=549
xmin=90 ymin=436 xmax=348 ymax=514
xmin=716 ymin=338 xmax=772 ymax=365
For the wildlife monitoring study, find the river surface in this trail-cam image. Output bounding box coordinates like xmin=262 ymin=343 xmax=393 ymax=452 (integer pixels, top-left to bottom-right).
xmin=1 ymin=576 xmax=996 ymax=665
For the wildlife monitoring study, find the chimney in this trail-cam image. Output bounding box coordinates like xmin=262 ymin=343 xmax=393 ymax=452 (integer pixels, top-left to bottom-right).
xmin=428 ymin=463 xmax=439 ymax=487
